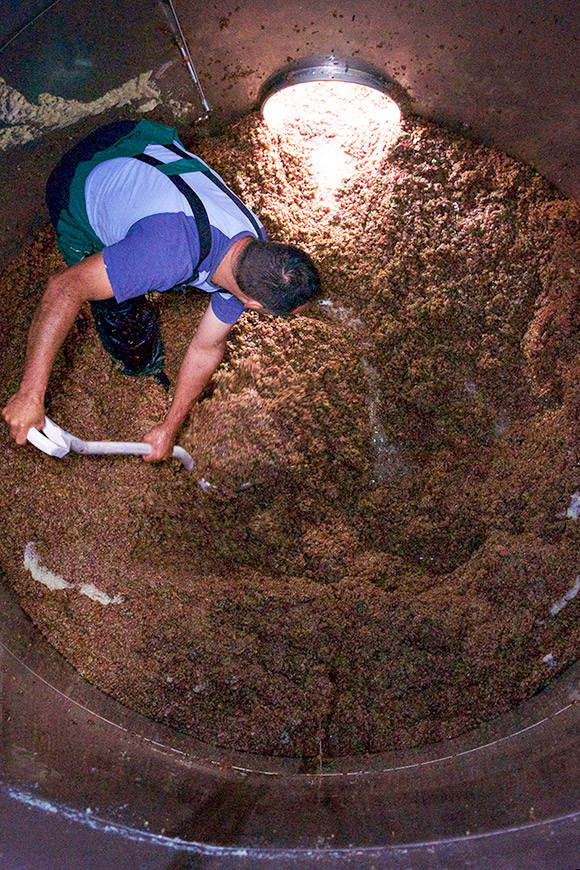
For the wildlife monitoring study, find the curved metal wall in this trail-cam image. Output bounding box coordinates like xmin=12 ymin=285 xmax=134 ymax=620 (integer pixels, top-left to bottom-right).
xmin=2 ymin=0 xmax=579 ymax=194
xmin=1 ymin=2 xmax=580 ymax=867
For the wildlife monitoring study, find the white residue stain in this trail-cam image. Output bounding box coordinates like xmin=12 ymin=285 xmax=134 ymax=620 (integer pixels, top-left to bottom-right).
xmin=318 ymin=298 xmax=362 ymax=329
xmin=550 ymin=575 xmax=580 ymax=617
xmin=322 ymin=300 xmax=405 ymax=485
xmin=5 ymin=785 xmax=255 ymax=852
xmin=24 ymin=542 xmax=122 ymax=605
xmin=0 ymin=73 xmax=194 ymax=150
xmin=198 ymin=477 xmax=218 ymax=493
xmin=331 ymin=305 xmax=362 ymax=329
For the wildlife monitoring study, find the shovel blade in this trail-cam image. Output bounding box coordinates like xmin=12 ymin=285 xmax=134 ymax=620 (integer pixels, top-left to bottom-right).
xmin=27 ymin=417 xmax=71 ymax=458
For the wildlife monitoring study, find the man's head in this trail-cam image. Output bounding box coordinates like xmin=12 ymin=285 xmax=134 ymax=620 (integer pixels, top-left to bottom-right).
xmin=234 ymin=240 xmax=321 ymax=316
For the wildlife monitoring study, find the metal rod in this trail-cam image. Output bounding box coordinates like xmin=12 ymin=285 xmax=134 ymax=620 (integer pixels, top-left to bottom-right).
xmin=0 ymin=0 xmax=65 ymax=56
xmin=165 ymin=0 xmax=210 ymax=115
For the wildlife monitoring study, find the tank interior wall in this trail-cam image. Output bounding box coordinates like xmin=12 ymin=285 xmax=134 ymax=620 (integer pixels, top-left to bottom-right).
xmin=1 ymin=2 xmax=580 ymax=867
xmin=0 ymin=0 xmax=579 ymax=268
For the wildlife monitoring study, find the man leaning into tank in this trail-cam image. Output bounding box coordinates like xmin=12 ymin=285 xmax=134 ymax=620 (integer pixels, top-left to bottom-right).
xmin=2 ymin=119 xmax=321 ymax=461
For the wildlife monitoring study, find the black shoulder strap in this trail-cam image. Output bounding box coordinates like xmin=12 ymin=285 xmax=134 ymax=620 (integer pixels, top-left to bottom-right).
xmin=162 ymin=143 xmax=264 ymax=239
xmin=133 ymin=152 xmax=212 ymax=280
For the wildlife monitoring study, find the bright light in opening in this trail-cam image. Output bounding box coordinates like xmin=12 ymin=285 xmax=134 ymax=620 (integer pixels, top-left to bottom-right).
xmin=262 ymin=81 xmax=402 ymax=199
xmin=263 ymin=81 xmax=401 ymax=131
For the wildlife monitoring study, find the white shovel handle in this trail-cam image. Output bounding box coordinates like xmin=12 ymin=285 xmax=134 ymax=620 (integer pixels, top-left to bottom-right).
xmin=73 ymin=439 xmax=194 ymax=470
xmin=27 ymin=417 xmax=194 ymax=470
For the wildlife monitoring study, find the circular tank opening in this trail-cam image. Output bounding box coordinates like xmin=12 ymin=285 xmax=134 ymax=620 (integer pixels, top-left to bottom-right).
xmin=0 ymin=6 xmax=579 ymax=859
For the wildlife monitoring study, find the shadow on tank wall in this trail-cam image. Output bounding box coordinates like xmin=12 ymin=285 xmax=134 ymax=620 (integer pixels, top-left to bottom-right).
xmin=1 ymin=0 xmax=579 ymax=188
xmin=0 ymin=0 xmax=176 ymax=102
xmin=1 ymin=0 xmax=579 ymax=265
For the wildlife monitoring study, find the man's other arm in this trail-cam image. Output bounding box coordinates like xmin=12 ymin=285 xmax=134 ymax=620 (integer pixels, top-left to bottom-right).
xmin=142 ymin=303 xmax=231 ymax=461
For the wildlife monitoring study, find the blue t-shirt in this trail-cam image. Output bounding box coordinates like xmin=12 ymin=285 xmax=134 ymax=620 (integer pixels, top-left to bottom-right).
xmin=83 ymin=144 xmax=266 ymax=324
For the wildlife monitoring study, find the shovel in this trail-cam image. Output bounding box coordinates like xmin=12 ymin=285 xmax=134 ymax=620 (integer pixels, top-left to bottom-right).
xmin=27 ymin=416 xmax=194 ymax=470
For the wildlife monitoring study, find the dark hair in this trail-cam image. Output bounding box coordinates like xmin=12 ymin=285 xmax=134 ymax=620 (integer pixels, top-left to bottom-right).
xmin=234 ymin=240 xmax=321 ymax=315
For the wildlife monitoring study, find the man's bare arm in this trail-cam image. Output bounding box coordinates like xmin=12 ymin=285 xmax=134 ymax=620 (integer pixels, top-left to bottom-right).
xmin=143 ymin=304 xmax=231 ymax=461
xmin=2 ymin=253 xmax=114 ymax=443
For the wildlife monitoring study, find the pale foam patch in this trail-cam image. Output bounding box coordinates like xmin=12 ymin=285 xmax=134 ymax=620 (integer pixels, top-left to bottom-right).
xmin=24 ymin=542 xmax=73 ymax=591
xmin=566 ymin=491 xmax=580 ymax=520
xmin=550 ymin=575 xmax=580 ymax=617
xmin=24 ymin=543 xmax=122 ymax=606
xmin=77 ymin=583 xmax=123 ymax=606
